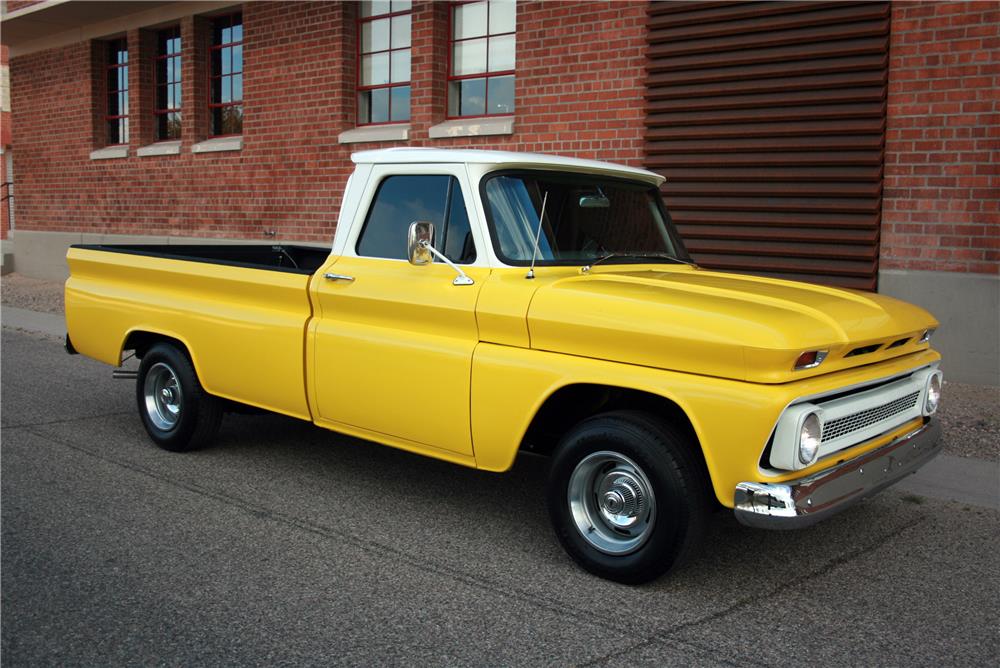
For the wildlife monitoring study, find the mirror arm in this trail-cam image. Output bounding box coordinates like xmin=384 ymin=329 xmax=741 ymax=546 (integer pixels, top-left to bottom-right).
xmin=418 ymin=240 xmax=475 ymax=286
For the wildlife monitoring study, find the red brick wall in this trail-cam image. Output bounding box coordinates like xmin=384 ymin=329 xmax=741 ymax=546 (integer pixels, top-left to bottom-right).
xmin=9 ymin=1 xmax=646 ymax=243
xmin=882 ymin=1 xmax=999 ymax=275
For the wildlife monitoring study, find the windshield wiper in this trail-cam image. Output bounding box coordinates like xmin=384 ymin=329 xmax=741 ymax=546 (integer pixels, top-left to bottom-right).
xmin=581 ymin=252 xmax=697 ymax=273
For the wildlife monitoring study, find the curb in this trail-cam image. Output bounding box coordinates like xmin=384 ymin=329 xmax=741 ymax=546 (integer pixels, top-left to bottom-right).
xmin=1 ymin=306 xmax=66 ymax=338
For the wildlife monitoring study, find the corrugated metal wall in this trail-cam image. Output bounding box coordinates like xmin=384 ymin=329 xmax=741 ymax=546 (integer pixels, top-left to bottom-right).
xmin=645 ymin=1 xmax=889 ymax=290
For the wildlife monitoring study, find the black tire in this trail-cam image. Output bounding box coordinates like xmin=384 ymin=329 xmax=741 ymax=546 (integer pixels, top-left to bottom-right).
xmin=135 ymin=342 xmax=223 ymax=452
xmin=546 ymin=410 xmax=710 ymax=584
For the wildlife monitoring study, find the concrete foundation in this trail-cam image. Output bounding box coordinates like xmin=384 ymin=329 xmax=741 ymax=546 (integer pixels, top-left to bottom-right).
xmin=880 ymin=269 xmax=1000 ymax=387
xmin=7 ymin=229 xmax=330 ymax=281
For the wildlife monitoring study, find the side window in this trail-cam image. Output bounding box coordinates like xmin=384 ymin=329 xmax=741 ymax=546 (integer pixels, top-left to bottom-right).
xmin=356 ymin=175 xmax=477 ymax=264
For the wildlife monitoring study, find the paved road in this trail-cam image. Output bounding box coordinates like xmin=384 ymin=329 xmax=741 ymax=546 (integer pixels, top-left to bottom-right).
xmin=2 ymin=327 xmax=998 ymax=666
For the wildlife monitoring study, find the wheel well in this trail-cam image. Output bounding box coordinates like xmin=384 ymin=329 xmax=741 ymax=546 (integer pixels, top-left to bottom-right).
xmin=522 ymin=383 xmax=715 ymax=506
xmin=524 ymin=383 xmax=705 ymax=460
xmin=121 ymin=331 xmax=190 ymax=362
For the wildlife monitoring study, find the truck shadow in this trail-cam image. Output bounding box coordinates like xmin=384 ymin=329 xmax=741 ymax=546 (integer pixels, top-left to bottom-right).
xmin=209 ymin=410 xmax=932 ymax=596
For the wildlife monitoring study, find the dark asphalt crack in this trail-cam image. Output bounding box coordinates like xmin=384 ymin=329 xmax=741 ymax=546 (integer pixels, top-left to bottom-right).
xmin=580 ymin=514 xmax=927 ymax=667
xmin=3 ymin=411 xmax=133 ymax=430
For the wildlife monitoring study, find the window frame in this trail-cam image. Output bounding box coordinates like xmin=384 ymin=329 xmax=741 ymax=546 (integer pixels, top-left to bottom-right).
xmin=105 ymin=38 xmax=129 ymax=146
xmin=446 ymin=0 xmax=516 ymax=120
xmin=355 ymin=1 xmax=413 ymax=126
xmin=208 ymin=11 xmax=244 ymax=138
xmin=153 ymin=25 xmax=182 ymax=142
xmin=354 ymin=173 xmax=479 ymax=265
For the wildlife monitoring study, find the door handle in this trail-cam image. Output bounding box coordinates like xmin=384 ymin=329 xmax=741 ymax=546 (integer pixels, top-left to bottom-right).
xmin=324 ymin=273 xmax=355 ymax=282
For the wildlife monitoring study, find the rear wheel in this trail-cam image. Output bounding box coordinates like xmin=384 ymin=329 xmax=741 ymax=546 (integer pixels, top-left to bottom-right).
xmin=547 ymin=410 xmax=709 ymax=584
xmin=136 ymin=343 xmax=222 ymax=451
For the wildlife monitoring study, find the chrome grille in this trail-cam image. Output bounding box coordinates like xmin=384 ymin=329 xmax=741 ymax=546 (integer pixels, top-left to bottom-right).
xmin=822 ymin=391 xmax=921 ymax=443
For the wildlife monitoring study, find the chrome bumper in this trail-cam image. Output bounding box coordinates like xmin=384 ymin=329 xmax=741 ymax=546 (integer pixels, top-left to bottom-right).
xmin=734 ymin=419 xmax=942 ymax=530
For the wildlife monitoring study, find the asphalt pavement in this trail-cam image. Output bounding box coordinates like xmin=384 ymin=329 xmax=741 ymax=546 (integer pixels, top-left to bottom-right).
xmin=2 ymin=326 xmax=999 ymax=666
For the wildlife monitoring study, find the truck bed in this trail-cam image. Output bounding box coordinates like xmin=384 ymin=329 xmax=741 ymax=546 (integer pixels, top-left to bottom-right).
xmin=71 ymin=244 xmax=330 ymax=275
xmin=65 ymin=244 xmax=323 ymax=421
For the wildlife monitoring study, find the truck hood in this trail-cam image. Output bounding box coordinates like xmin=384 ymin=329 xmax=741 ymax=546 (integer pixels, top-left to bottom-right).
xmin=526 ymin=267 xmax=938 ymax=383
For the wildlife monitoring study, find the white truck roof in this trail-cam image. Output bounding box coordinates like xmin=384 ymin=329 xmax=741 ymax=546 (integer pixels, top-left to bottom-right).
xmin=351 ymin=148 xmax=665 ymax=185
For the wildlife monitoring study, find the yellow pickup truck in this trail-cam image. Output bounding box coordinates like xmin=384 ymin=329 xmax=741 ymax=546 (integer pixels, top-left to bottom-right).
xmin=65 ymin=148 xmax=943 ymax=583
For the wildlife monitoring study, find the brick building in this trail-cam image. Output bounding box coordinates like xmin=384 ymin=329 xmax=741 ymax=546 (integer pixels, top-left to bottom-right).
xmin=1 ymin=0 xmax=997 ymax=383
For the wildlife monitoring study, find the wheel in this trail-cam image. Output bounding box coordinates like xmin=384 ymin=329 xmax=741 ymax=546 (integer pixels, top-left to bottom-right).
xmin=546 ymin=410 xmax=709 ymax=584
xmin=136 ymin=342 xmax=222 ymax=452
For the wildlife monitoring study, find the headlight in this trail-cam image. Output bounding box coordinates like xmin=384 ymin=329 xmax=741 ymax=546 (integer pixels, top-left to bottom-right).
xmin=918 ymin=328 xmax=936 ymax=344
xmin=798 ymin=413 xmax=822 ymax=465
xmin=924 ymin=372 xmax=942 ymax=415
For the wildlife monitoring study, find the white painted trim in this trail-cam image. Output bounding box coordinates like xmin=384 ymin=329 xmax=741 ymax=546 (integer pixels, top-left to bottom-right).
xmin=89 ymin=146 xmax=128 ymax=160
xmin=428 ymin=116 xmax=514 ymax=139
xmin=338 ymin=124 xmax=410 ymax=144
xmin=136 ymin=140 xmax=181 ymax=157
xmin=191 ymin=136 xmax=242 ymax=154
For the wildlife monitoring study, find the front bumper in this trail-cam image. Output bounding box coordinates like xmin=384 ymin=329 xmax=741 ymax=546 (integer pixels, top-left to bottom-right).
xmin=734 ymin=419 xmax=942 ymax=530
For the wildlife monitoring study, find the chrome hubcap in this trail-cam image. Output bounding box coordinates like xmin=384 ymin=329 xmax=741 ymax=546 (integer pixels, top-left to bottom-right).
xmin=144 ymin=362 xmax=182 ymax=431
xmin=567 ymin=451 xmax=656 ymax=555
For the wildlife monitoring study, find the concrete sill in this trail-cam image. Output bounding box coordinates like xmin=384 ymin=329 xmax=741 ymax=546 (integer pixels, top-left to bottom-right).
xmin=137 ymin=140 xmax=182 ymax=157
xmin=428 ymin=116 xmax=514 ymax=139
xmin=89 ymin=146 xmax=129 ymax=160
xmin=339 ymin=124 xmax=410 ymax=144
xmin=192 ymin=136 xmax=243 ymax=154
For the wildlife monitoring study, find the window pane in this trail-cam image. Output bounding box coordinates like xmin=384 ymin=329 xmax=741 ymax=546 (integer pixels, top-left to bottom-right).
xmin=210 ymin=78 xmax=222 ymax=104
xmin=362 ymin=17 xmax=390 ymax=53
xmin=390 ymin=14 xmax=411 ymax=49
xmin=361 ymin=0 xmax=391 ymax=18
xmin=449 ymin=78 xmax=486 ymax=117
xmin=173 ymin=58 xmax=182 ymax=83
xmin=222 ymin=25 xmax=232 ymax=44
xmin=357 ymin=176 xmax=453 ymax=260
xmin=390 ymin=49 xmax=410 ymax=83
xmin=210 ymin=48 xmax=222 ymax=77
xmin=361 ymin=52 xmax=390 ymax=86
xmin=390 ymin=85 xmax=410 ymax=122
xmin=454 ymin=1 xmax=487 ymax=40
xmin=372 ymin=88 xmax=390 ymax=123
xmin=107 ymin=93 xmax=119 ymax=115
xmin=488 ymin=34 xmax=515 ymax=72
xmin=221 ymin=77 xmax=232 ymax=103
xmin=221 ymin=46 xmax=232 ymax=75
xmin=391 ymin=0 xmax=412 ymax=12
xmin=487 ymin=75 xmax=514 ymax=114
xmin=223 ymin=106 xmax=242 ymax=135
xmin=232 ymin=74 xmax=243 ymax=103
xmin=172 ymin=83 xmax=181 ymax=109
xmin=157 ymin=84 xmax=168 ymax=110
xmin=452 ymin=38 xmax=487 ymax=76
xmin=489 ymin=0 xmax=516 ymax=34
xmin=232 ymin=45 xmax=243 ymax=74
xmin=232 ymin=22 xmax=243 ymax=43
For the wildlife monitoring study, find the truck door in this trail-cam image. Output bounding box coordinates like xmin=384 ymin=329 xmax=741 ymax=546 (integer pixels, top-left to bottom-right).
xmin=310 ymin=165 xmax=488 ymax=457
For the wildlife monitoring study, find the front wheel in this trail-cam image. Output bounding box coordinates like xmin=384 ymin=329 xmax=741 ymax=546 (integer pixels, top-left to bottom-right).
xmin=546 ymin=410 xmax=709 ymax=584
xmin=136 ymin=343 xmax=222 ymax=452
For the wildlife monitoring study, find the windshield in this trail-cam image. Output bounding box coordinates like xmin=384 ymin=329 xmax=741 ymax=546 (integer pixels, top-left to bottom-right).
xmin=481 ymin=171 xmax=690 ymax=266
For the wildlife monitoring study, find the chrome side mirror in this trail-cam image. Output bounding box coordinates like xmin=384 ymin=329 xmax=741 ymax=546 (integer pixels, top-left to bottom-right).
xmin=407 ymin=221 xmax=435 ymax=265
xmin=405 ymin=220 xmax=475 ymax=286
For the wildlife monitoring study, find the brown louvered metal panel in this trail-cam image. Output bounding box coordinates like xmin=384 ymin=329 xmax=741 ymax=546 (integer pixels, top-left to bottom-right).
xmin=645 ymin=1 xmax=888 ymax=290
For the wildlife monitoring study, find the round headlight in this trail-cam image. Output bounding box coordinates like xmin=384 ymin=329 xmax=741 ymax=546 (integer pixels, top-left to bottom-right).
xmin=924 ymin=373 xmax=942 ymax=415
xmin=798 ymin=413 xmax=822 ymax=465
